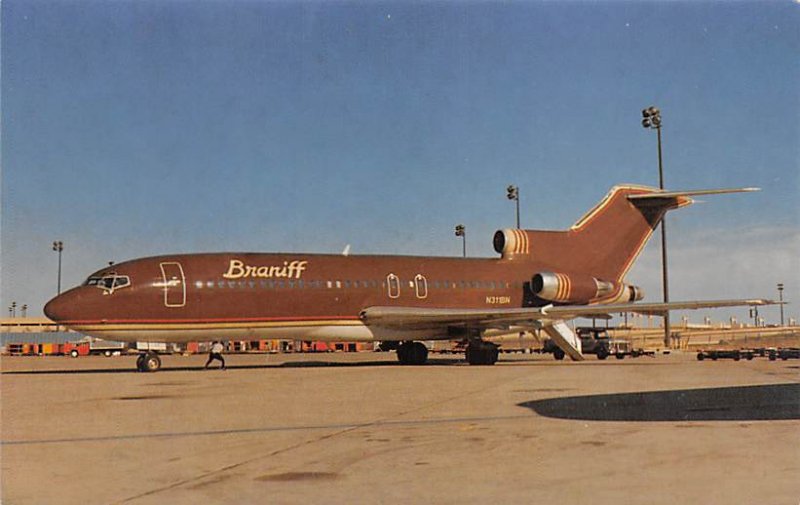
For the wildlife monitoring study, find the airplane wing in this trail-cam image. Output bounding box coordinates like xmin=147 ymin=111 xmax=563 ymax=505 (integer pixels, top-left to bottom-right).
xmin=359 ymin=299 xmax=776 ymax=331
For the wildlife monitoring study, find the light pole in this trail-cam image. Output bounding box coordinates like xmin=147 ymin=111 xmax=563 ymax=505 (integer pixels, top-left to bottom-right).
xmin=52 ymin=241 xmax=64 ymax=295
xmin=749 ymin=306 xmax=759 ymax=327
xmin=777 ymin=283 xmax=785 ymax=326
xmin=21 ymin=304 xmax=27 ymax=318
xmin=506 ymin=185 xmax=520 ymax=228
xmin=10 ymin=301 xmax=17 ymax=318
xmin=642 ymin=106 xmax=671 ymax=349
xmin=455 ymin=225 xmax=466 ymax=258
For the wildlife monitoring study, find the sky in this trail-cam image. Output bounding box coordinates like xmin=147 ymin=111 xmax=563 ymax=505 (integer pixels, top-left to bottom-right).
xmin=2 ymin=0 xmax=798 ymax=326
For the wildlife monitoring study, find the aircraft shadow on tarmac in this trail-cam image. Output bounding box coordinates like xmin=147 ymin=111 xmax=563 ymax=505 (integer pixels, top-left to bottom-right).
xmin=518 ymin=383 xmax=800 ymax=422
xmin=1 ymin=357 xmax=468 ymax=375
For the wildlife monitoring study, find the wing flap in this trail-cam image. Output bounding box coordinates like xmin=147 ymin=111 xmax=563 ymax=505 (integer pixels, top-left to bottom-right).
xmin=359 ymin=306 xmax=546 ymax=330
xmin=360 ymin=299 xmax=776 ymax=330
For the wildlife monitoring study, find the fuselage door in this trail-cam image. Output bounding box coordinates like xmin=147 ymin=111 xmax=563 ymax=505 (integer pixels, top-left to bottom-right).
xmin=387 ymin=273 xmax=400 ymax=299
xmin=414 ymin=274 xmax=428 ymax=299
xmin=159 ymin=262 xmax=186 ymax=308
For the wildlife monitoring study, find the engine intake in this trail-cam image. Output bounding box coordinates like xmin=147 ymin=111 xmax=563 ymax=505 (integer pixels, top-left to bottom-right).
xmin=531 ymin=271 xmax=643 ymax=304
xmin=532 ymin=272 xmax=595 ymax=303
xmin=493 ymin=229 xmax=530 ymax=257
xmin=626 ymin=285 xmax=645 ymax=302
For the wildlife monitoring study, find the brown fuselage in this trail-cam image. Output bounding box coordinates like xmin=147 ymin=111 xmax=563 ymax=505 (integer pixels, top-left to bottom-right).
xmin=44 ymin=253 xmax=554 ymax=342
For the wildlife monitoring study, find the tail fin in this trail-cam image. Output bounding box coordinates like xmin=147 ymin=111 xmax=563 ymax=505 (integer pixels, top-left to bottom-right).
xmin=493 ymin=185 xmax=757 ymax=281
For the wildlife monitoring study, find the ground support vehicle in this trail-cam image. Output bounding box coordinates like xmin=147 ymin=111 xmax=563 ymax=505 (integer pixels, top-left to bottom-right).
xmin=64 ymin=338 xmax=128 ymax=357
xmin=769 ymin=347 xmax=800 ymax=361
xmin=607 ymin=339 xmax=655 ymax=359
xmin=696 ymin=349 xmax=755 ymax=361
xmin=542 ymin=327 xmax=614 ymax=360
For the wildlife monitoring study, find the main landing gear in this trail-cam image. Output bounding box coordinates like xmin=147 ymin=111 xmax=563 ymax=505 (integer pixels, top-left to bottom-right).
xmin=393 ymin=339 xmax=499 ymax=366
xmin=396 ymin=341 xmax=429 ymax=365
xmin=465 ymin=340 xmax=499 ymax=366
xmin=136 ymin=352 xmax=161 ymax=372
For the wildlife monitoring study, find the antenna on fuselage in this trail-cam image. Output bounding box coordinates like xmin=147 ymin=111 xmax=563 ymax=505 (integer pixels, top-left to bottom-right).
xmin=342 ymin=244 xmax=351 ymax=256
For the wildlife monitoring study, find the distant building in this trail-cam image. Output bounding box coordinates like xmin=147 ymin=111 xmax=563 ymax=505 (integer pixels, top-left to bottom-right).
xmin=1 ymin=317 xmax=80 ymax=346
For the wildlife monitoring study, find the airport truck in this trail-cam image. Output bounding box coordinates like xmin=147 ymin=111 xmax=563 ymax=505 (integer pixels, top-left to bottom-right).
xmin=67 ymin=337 xmax=128 ymax=357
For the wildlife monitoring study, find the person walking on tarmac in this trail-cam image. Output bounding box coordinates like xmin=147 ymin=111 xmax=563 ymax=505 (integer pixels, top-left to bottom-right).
xmin=204 ymin=341 xmax=226 ymax=370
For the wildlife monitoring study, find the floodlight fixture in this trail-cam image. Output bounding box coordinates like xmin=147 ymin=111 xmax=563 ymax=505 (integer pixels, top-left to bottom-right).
xmin=454 ymin=224 xmax=466 ymax=257
xmin=506 ymin=185 xmax=520 ymax=228
xmin=52 ymin=240 xmax=64 ymax=295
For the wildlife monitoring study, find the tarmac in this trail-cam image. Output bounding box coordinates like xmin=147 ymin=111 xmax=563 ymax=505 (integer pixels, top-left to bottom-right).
xmin=2 ymin=351 xmax=798 ymax=505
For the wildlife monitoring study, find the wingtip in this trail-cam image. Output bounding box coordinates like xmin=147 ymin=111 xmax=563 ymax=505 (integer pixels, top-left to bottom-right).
xmin=749 ymin=299 xmax=785 ymax=305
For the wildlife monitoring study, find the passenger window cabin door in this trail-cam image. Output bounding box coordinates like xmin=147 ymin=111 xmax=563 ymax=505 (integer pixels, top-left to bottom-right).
xmin=386 ymin=273 xmax=400 ymax=299
xmin=414 ymin=274 xmax=428 ymax=299
xmin=159 ymin=262 xmax=186 ymax=307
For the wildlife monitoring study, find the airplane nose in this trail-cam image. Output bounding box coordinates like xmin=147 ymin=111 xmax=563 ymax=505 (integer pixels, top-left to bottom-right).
xmin=44 ymin=292 xmax=73 ymax=323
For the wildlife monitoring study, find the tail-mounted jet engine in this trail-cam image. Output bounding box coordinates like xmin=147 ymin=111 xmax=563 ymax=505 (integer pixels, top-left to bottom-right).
xmin=493 ymin=229 xmax=531 ymax=257
xmin=531 ymin=272 xmax=644 ymax=304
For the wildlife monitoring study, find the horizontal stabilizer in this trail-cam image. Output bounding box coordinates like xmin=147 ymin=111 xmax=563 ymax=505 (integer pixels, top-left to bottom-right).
xmin=628 ymin=187 xmax=760 ymax=202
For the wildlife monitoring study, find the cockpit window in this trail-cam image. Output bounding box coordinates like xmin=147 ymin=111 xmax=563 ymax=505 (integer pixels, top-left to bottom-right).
xmin=84 ymin=273 xmax=131 ymax=294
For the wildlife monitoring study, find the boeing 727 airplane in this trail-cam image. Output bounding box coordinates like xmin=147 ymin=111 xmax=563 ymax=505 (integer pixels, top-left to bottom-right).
xmin=44 ymin=184 xmax=773 ymax=372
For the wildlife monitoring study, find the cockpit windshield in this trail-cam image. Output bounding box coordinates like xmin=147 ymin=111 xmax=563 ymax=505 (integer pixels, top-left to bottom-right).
xmin=85 ymin=273 xmax=131 ymax=294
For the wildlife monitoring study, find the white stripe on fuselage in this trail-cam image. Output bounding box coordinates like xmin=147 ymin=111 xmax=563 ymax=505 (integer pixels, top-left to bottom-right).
xmin=69 ymin=322 xmax=437 ymax=344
